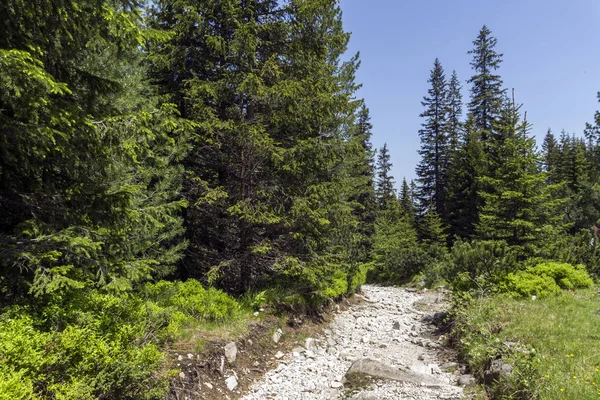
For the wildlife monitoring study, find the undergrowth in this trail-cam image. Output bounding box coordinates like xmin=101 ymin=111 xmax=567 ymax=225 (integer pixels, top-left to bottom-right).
xmin=0 ymin=280 xmax=249 ymax=400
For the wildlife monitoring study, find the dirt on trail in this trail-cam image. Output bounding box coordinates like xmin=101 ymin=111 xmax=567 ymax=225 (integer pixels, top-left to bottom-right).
xmin=167 ymin=285 xmax=465 ymax=400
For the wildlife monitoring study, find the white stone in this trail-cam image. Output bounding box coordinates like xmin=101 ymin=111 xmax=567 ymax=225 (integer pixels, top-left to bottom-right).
xmin=272 ymin=328 xmax=283 ymax=343
xmin=224 ymin=342 xmax=237 ymax=364
xmin=225 ymin=375 xmax=238 ymax=391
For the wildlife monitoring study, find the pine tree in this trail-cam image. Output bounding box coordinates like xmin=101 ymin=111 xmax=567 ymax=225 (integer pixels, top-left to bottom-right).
xmin=446 ymin=70 xmax=464 ymax=152
xmin=376 ymin=143 xmax=396 ymax=210
xmin=445 ymin=117 xmax=485 ymax=241
xmin=415 ymin=58 xmax=449 ymax=215
xmin=0 ymin=0 xmax=190 ymax=295
xmin=419 ymin=207 xmax=448 ymax=247
xmin=542 ymin=129 xmax=560 ymax=182
xmin=346 ymin=104 xmax=377 ymax=262
xmin=149 ymin=0 xmax=366 ymax=300
xmin=467 ymin=25 xmax=505 ymax=145
xmin=400 ymin=177 xmax=417 ymax=225
xmin=476 ymin=97 xmax=555 ymax=256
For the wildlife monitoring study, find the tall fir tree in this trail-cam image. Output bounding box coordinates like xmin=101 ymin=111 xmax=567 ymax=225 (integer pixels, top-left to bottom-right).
xmin=476 ymin=97 xmax=557 ymax=256
xmin=467 ymin=25 xmax=505 ymax=146
xmin=415 ymin=58 xmax=449 ymax=216
xmin=149 ymin=0 xmax=368 ymax=299
xmin=0 ymin=0 xmax=191 ymax=296
xmin=400 ymin=177 xmax=417 ymax=226
xmin=542 ymin=129 xmax=560 ymax=182
xmin=376 ymin=143 xmax=396 ymax=210
xmin=445 ymin=117 xmax=485 ymax=241
xmin=446 ymin=70 xmax=464 ymax=153
xmin=345 ymin=103 xmax=377 ymax=263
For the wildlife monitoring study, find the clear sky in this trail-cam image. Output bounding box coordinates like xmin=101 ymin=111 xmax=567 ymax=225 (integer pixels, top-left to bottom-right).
xmin=339 ymin=0 xmax=600 ymax=187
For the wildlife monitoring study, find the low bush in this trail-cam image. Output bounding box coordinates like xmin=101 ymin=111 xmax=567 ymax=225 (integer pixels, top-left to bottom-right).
xmin=0 ymin=279 xmax=242 ymax=400
xmin=501 ymin=262 xmax=593 ymax=299
xmin=443 ymin=240 xmax=518 ymax=292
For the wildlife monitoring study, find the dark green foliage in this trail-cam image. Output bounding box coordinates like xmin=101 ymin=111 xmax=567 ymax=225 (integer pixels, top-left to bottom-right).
xmin=445 ymin=121 xmax=485 ymax=241
xmin=476 ymin=98 xmax=558 ymax=257
xmin=369 ymin=207 xmax=424 ymax=283
xmin=0 ymin=0 xmax=191 ymax=297
xmin=467 ymin=25 xmax=505 ymax=144
xmin=147 ymin=0 xmax=372 ymax=302
xmin=446 ymin=70 xmax=464 ymax=152
xmin=444 ymin=240 xmax=517 ymax=292
xmin=416 ymin=59 xmax=449 ymax=215
xmin=399 ymin=178 xmax=417 ymax=226
xmin=376 ymin=143 xmax=396 ymax=210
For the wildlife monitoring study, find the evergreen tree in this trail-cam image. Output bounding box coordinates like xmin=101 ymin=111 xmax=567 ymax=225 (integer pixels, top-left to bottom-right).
xmin=376 ymin=143 xmax=396 ymax=210
xmin=476 ymin=98 xmax=555 ymax=256
xmin=149 ymin=0 xmax=367 ymax=299
xmin=400 ymin=177 xmax=417 ymax=225
xmin=446 ymin=70 xmax=464 ymax=152
xmin=419 ymin=207 xmax=448 ymax=247
xmin=415 ymin=58 xmax=449 ymax=215
xmin=542 ymin=129 xmax=560 ymax=182
xmin=445 ymin=117 xmax=485 ymax=241
xmin=0 ymin=0 xmax=190 ymax=295
xmin=467 ymin=25 xmax=505 ymax=145
xmin=346 ymin=103 xmax=377 ymax=262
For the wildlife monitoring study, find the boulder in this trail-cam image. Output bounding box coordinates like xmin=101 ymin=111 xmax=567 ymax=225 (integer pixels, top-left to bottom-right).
xmin=484 ymin=359 xmax=513 ymax=384
xmin=272 ymin=328 xmax=283 ymax=343
xmin=458 ymin=374 xmax=475 ymax=386
xmin=225 ymin=375 xmax=238 ymax=391
xmin=345 ymin=358 xmax=443 ymax=387
xmin=224 ymin=342 xmax=237 ymax=364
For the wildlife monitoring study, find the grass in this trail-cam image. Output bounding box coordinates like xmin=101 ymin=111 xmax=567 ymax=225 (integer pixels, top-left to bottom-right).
xmin=457 ymin=288 xmax=600 ymax=399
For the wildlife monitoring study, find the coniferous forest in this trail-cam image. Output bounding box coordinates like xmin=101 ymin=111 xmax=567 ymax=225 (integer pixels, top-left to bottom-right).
xmin=2 ymin=0 xmax=600 ymax=398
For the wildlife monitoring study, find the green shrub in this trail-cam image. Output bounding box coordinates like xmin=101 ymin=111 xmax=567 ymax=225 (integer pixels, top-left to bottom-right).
xmin=444 ymin=240 xmax=518 ymax=292
xmin=501 ymin=262 xmax=593 ymax=299
xmin=529 ymin=262 xmax=593 ymax=290
xmin=0 ymin=307 xmax=167 ymax=400
xmin=146 ymin=279 xmax=240 ymax=322
xmin=0 ymin=279 xmax=242 ymax=400
xmin=502 ymin=271 xmax=562 ymax=298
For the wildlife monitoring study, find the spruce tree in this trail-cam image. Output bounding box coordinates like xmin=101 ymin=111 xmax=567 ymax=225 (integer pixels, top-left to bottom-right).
xmin=0 ymin=0 xmax=190 ymax=295
xmin=346 ymin=104 xmax=377 ymax=262
xmin=376 ymin=143 xmax=396 ymax=210
xmin=400 ymin=177 xmax=417 ymax=225
xmin=467 ymin=25 xmax=505 ymax=145
xmin=446 ymin=70 xmax=464 ymax=152
xmin=542 ymin=129 xmax=560 ymax=182
xmin=476 ymin=97 xmax=554 ymax=256
xmin=415 ymin=58 xmax=449 ymax=215
xmin=149 ymin=0 xmax=366 ymax=299
xmin=445 ymin=117 xmax=485 ymax=241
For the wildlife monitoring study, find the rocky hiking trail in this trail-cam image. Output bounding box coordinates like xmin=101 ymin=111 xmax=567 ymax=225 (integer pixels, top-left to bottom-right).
xmin=240 ymin=285 xmax=465 ymax=400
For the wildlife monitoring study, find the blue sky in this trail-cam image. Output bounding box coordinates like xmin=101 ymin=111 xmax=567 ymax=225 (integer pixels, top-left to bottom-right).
xmin=339 ymin=0 xmax=600 ymax=186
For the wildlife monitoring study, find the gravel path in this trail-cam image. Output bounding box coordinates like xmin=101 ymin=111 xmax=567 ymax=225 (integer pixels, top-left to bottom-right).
xmin=241 ymin=285 xmax=464 ymax=400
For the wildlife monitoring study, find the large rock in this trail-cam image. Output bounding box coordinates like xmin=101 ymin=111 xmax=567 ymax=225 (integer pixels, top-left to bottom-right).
xmin=345 ymin=358 xmax=443 ymax=386
xmin=272 ymin=328 xmax=283 ymax=343
xmin=458 ymin=374 xmax=475 ymax=386
xmin=224 ymin=342 xmax=237 ymax=364
xmin=305 ymin=337 xmax=318 ymax=352
xmin=225 ymin=375 xmax=238 ymax=391
xmin=484 ymin=359 xmax=513 ymax=384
